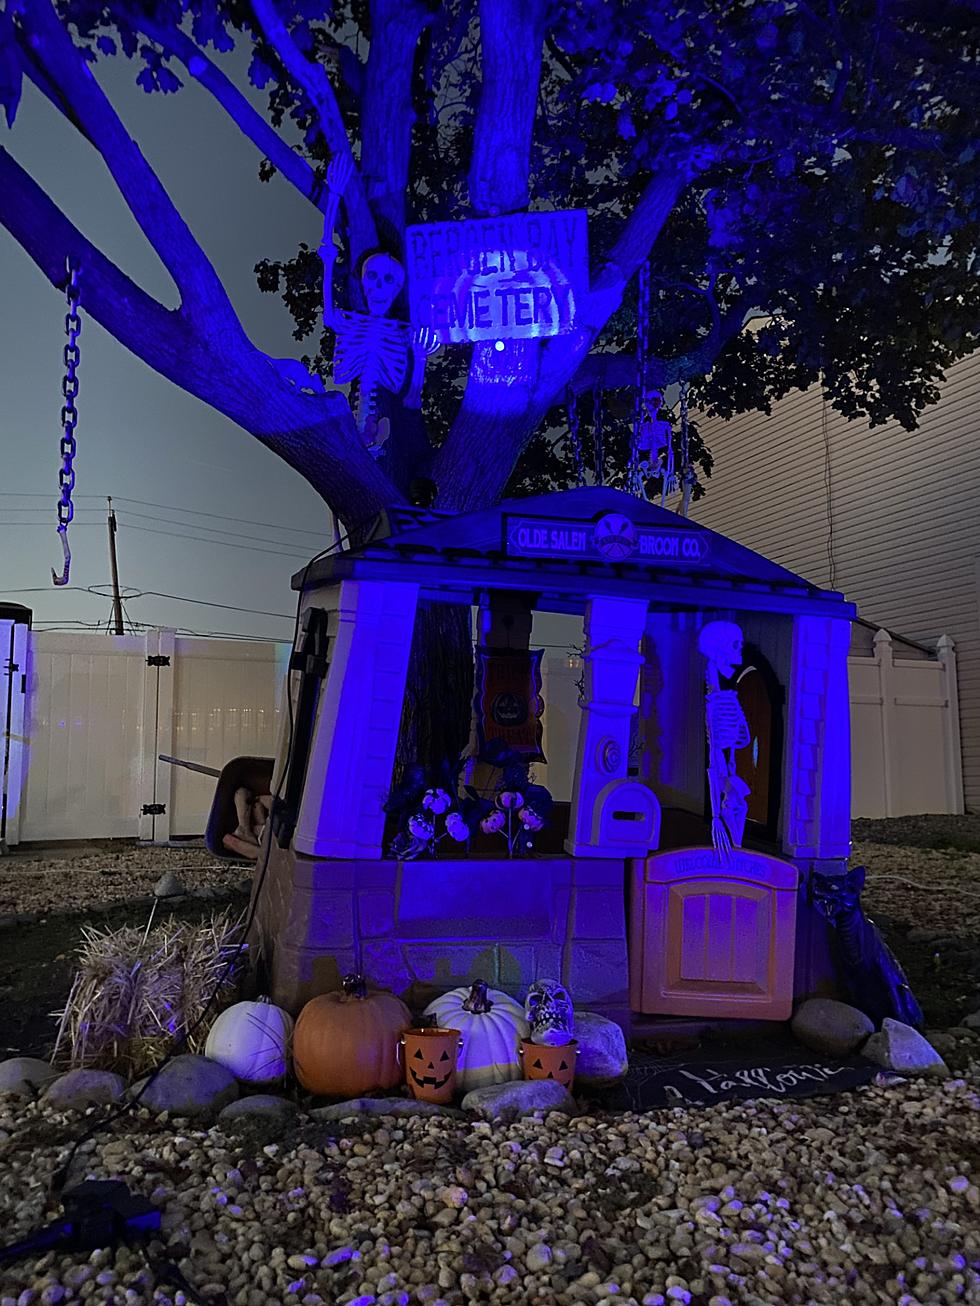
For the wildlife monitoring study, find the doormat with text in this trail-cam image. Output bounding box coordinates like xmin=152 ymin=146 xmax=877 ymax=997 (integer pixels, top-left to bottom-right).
xmin=602 ymin=1045 xmax=878 ymax=1111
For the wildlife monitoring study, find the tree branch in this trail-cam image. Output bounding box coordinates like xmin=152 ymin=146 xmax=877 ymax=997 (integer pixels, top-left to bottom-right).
xmin=360 ymin=0 xmax=431 ymax=248
xmin=248 ymin=0 xmax=376 ymax=260
xmin=17 ymin=0 xmax=240 ymax=328
xmin=469 ymin=0 xmax=547 ymax=214
xmin=136 ymin=18 xmax=329 ymax=214
xmin=434 ymin=161 xmax=703 ymax=509
xmin=0 ymin=145 xmax=402 ymax=526
xmin=0 ymin=145 xmax=207 ymax=397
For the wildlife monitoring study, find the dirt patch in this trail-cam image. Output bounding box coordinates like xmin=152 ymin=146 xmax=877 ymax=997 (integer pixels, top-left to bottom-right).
xmin=856 ymin=838 xmax=980 ymax=1029
xmin=2 ymin=828 xmax=979 ymax=1061
xmin=0 ymin=890 xmax=250 ymax=1060
xmin=854 ymin=812 xmax=980 ymax=852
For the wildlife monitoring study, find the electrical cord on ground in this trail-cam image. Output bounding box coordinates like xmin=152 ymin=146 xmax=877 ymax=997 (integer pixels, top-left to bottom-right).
xmin=868 ymin=874 xmax=980 ymax=900
xmin=49 ymin=535 xmax=344 ymax=1196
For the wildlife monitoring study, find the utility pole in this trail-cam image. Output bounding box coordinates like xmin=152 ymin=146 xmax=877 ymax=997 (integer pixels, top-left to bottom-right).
xmin=107 ymin=497 xmax=125 ymax=636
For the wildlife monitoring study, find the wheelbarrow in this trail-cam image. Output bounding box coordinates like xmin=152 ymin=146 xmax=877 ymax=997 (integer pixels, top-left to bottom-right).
xmin=159 ymin=754 xmax=274 ymax=859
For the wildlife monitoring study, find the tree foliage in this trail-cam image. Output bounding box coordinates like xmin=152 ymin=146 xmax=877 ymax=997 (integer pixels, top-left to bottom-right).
xmin=1 ymin=0 xmax=977 ymax=522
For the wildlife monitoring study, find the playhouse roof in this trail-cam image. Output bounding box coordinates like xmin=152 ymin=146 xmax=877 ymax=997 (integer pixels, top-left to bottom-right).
xmin=297 ymin=486 xmax=854 ymax=619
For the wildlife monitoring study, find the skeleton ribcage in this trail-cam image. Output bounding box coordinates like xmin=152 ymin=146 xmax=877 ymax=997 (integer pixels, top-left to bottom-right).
xmin=706 ymin=689 xmax=750 ymax=751
xmin=332 ymin=312 xmax=409 ymax=393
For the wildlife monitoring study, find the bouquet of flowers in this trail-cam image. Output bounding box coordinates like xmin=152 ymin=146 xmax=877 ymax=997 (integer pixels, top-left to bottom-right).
xmin=472 ymin=739 xmax=553 ymax=857
xmin=384 ymin=743 xmax=553 ymax=860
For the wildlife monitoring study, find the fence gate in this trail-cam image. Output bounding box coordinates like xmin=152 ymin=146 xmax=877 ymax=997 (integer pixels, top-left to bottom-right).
xmin=7 ymin=630 xmax=286 ymax=846
xmin=1 ymin=615 xmax=30 ymax=850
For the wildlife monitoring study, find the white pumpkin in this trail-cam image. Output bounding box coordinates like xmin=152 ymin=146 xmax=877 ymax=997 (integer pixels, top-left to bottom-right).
xmin=423 ymin=980 xmax=529 ymax=1091
xmin=205 ymin=997 xmax=294 ymax=1085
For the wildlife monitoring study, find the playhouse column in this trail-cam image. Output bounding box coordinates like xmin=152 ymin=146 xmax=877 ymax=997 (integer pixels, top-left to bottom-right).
xmin=565 ymin=595 xmax=653 ymax=857
xmin=783 ymin=614 xmax=852 ymax=864
xmin=293 ymin=578 xmax=419 ymax=859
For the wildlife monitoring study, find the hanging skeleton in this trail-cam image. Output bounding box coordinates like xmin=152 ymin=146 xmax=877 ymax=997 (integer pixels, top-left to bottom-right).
xmin=592 ymin=381 xmax=605 ymax=486
xmin=319 ymin=156 xmax=438 ymax=455
xmin=627 ymin=261 xmax=672 ymax=500
xmin=565 ymin=388 xmax=587 ymax=487
xmin=698 ymin=621 xmax=751 ymax=861
xmin=678 ymin=380 xmax=695 ymax=516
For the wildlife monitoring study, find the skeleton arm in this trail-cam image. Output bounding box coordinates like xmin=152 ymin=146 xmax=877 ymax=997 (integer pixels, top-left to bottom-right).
xmin=319 ymin=155 xmax=353 ymax=330
xmin=405 ymin=326 xmax=440 ymax=409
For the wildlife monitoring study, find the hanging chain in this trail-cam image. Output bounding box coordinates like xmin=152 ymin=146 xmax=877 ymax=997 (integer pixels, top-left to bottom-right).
xmin=566 ymin=388 xmax=586 ymax=487
xmin=627 ymin=262 xmax=650 ymax=498
xmin=52 ymin=257 xmax=82 ymax=586
xmin=592 ymin=380 xmax=605 ymax=486
xmin=679 ymin=379 xmax=694 ymax=516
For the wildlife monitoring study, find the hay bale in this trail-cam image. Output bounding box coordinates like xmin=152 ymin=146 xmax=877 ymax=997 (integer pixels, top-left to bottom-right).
xmin=53 ymin=909 xmax=245 ymax=1076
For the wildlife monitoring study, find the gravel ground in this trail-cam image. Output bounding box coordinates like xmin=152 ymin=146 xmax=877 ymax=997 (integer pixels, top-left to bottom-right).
xmin=1 ymin=819 xmax=979 ymax=1304
xmin=0 ymin=845 xmax=247 ymax=920
xmin=2 ymin=1065 xmax=980 ymax=1306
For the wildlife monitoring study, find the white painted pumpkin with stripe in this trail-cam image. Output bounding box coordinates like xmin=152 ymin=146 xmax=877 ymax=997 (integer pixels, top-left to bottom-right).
xmin=205 ymin=996 xmax=293 ymax=1084
xmin=423 ymin=980 xmax=529 ymax=1091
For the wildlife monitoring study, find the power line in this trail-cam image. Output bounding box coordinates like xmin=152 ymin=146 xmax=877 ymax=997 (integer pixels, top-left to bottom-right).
xmin=1 ymin=507 xmax=322 ymax=551
xmin=115 ymin=522 xmax=312 ymax=558
xmin=0 ymin=519 xmax=311 ymax=560
xmin=0 ymin=586 xmax=293 ymax=619
xmin=0 ymin=492 xmax=329 ymax=539
xmin=137 ymin=590 xmax=293 ymax=619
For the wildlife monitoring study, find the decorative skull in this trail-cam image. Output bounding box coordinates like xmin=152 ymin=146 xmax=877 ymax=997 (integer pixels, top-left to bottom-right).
xmin=525 ymin=979 xmax=574 ymax=1046
xmin=361 ymin=252 xmax=405 ymax=317
xmin=697 ymin=620 xmax=744 ymax=680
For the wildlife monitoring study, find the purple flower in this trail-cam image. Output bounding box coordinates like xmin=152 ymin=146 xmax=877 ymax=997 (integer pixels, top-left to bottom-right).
xmin=407 ymin=814 xmax=435 ymax=841
xmin=497 ymin=790 xmax=524 ymax=809
xmin=445 ymin=812 xmax=469 ymax=842
xmin=480 ymin=810 xmax=506 ymax=834
xmin=422 ymin=788 xmax=451 ymax=815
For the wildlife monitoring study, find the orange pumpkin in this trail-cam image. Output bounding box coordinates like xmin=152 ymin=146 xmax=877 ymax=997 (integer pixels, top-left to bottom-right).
xmin=293 ymin=973 xmax=410 ymax=1097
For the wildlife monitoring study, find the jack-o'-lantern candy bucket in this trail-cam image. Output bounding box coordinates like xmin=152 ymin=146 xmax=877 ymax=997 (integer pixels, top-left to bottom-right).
xmin=519 ymin=1039 xmax=578 ymax=1090
xmin=399 ymin=1027 xmax=463 ymax=1103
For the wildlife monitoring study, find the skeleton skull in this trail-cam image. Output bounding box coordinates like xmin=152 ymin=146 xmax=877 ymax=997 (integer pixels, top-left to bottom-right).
xmin=697 ymin=620 xmax=744 ymax=679
xmin=525 ymin=979 xmax=574 ymax=1046
xmin=361 ymin=252 xmax=405 ymax=317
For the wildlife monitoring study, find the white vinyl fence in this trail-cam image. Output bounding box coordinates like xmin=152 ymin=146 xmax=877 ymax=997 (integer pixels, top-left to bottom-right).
xmin=1 ymin=625 xmax=288 ymax=846
xmin=538 ymin=630 xmax=964 ymax=820
xmin=0 ymin=622 xmax=964 ymax=847
xmin=849 ymin=630 xmax=964 ymax=819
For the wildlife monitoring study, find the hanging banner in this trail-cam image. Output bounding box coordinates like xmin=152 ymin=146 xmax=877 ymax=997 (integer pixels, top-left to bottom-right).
xmin=473 ymin=647 xmax=546 ymax=762
xmin=405 ymin=210 xmax=589 ymax=344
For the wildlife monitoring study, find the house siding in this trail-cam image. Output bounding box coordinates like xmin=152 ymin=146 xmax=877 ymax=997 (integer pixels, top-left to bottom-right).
xmin=690 ymin=350 xmax=980 ymax=812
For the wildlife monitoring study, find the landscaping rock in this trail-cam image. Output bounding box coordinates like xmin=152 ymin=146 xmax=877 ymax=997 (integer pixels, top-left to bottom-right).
xmin=791 ymin=998 xmax=874 ymax=1055
xmin=133 ymin=1054 xmax=238 ymax=1116
xmin=153 ymin=870 xmax=187 ymax=898
xmin=0 ymin=1056 xmax=59 ymax=1098
xmin=43 ymin=1069 xmax=125 ymax=1110
xmin=218 ymin=1094 xmax=299 ymax=1121
xmin=461 ymin=1078 xmax=574 ymax=1119
xmin=573 ymin=1011 xmax=628 ymax=1088
xmin=863 ymin=1018 xmax=949 ymax=1077
xmin=310 ymin=1096 xmax=463 ymax=1121
xmin=962 ymin=1008 xmax=980 ymax=1030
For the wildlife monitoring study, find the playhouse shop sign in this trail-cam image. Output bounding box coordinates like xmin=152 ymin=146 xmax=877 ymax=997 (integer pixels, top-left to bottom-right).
xmin=504 ymin=512 xmax=712 ymax=565
xmin=406 ymin=210 xmax=589 ymax=343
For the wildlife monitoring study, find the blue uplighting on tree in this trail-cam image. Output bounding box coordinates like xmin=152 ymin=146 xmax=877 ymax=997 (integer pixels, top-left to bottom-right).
xmin=1 ymin=0 xmax=977 ymax=763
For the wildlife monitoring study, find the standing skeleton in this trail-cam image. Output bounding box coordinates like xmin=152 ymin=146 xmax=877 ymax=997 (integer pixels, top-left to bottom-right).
xmin=698 ymin=621 xmax=751 ymax=861
xmin=319 ymin=155 xmax=438 ymax=454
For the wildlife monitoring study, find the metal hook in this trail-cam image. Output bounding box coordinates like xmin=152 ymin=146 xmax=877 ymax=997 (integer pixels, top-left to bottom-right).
xmin=52 ymin=527 xmax=70 ymax=587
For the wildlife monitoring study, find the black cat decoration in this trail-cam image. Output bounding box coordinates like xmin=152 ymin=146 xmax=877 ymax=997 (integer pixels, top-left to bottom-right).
xmin=811 ymin=864 xmax=923 ymax=1028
